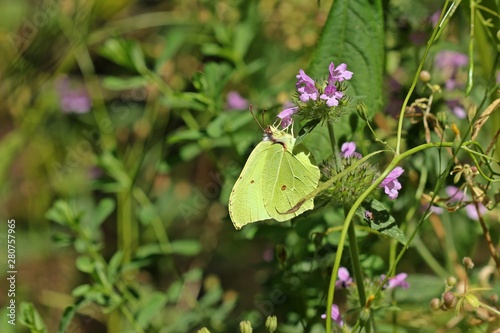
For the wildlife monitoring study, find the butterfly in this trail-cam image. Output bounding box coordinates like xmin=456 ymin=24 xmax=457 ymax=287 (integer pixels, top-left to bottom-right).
xmin=228 ymin=125 xmax=320 ymax=229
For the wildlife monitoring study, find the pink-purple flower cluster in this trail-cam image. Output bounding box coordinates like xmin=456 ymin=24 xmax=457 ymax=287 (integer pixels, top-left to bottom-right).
xmin=324 ymin=267 xmax=410 ymax=327
xmin=277 ymin=62 xmax=353 ymax=128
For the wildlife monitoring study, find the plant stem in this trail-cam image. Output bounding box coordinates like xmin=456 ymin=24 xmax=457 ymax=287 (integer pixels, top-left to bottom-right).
xmin=325 ymin=141 xmax=456 ymax=333
xmin=327 ymin=121 xmax=342 ymax=171
xmin=345 ymin=206 xmax=368 ymax=330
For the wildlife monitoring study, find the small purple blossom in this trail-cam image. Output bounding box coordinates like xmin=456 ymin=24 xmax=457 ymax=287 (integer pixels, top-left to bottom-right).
xmin=277 ymin=106 xmax=298 ymax=129
xmin=445 ymin=186 xmax=486 ymax=220
xmin=226 ymin=91 xmax=249 ymax=110
xmin=446 ymin=186 xmax=465 ymax=202
xmin=56 ymin=77 xmax=91 ymax=114
xmin=430 ymin=11 xmax=441 ymax=27
xmin=464 ymin=204 xmax=487 ymax=220
xmin=381 ymin=273 xmax=409 ymax=289
xmin=335 ymin=267 xmax=353 ymax=288
xmin=321 ymin=304 xmax=344 ymax=327
xmin=328 ymin=62 xmax=353 ymax=84
xmin=446 ymin=99 xmax=467 ymax=119
xmin=320 ymin=85 xmax=343 ymax=107
xmin=427 ymin=204 xmax=445 ymax=215
xmin=296 ymin=69 xmax=319 ymax=102
xmin=435 ymin=51 xmax=468 ymax=90
xmin=341 ymin=142 xmax=362 ymax=158
xmin=435 ymin=51 xmax=468 ymax=68
xmin=379 ymin=167 xmax=404 ymax=200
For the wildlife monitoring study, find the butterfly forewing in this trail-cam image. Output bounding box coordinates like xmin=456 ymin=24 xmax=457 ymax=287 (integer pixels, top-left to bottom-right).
xmin=263 ymin=140 xmax=320 ymax=221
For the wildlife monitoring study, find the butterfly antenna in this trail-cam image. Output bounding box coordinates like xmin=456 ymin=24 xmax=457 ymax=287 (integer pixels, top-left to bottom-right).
xmin=261 ymin=108 xmax=267 ymax=127
xmin=249 ymin=105 xmax=265 ymax=131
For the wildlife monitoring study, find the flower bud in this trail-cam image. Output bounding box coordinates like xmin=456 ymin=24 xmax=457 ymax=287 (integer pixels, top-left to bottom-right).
xmin=419 ymin=70 xmax=431 ymax=82
xmin=446 ymin=276 xmax=457 ymax=287
xmin=429 ymin=298 xmax=441 ymax=311
xmin=356 ymin=103 xmax=368 ymax=121
xmin=265 ymin=315 xmax=277 ymax=333
xmin=442 ymin=291 xmax=456 ymax=309
xmin=239 ymin=320 xmax=253 ymax=333
xmin=462 ymin=257 xmax=475 ymax=269
xmin=359 ymin=307 xmax=371 ymax=323
xmin=319 ymin=156 xmax=380 ymax=207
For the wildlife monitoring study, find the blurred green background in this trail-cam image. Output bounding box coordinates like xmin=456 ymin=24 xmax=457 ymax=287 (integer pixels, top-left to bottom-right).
xmin=0 ymin=0 xmax=499 ymax=332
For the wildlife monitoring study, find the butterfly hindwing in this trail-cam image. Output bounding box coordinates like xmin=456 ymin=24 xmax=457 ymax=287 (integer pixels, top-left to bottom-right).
xmin=228 ymin=140 xmax=273 ymax=229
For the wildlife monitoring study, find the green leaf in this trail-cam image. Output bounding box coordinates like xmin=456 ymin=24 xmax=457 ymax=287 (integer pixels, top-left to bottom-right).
xmin=170 ymin=239 xmax=202 ymax=256
xmin=136 ymin=292 xmax=168 ymax=329
xmin=136 ymin=244 xmax=164 ymax=258
xmin=107 ymin=251 xmax=124 ymax=282
xmin=361 ymin=199 xmax=407 ymax=245
xmin=92 ymin=198 xmax=115 ymax=228
xmin=75 ymin=255 xmax=95 ymax=273
xmin=167 ymin=129 xmax=204 ymax=144
xmin=58 ymin=299 xmax=88 ymax=333
xmin=206 ymin=112 xmax=253 ymax=138
xmin=72 ymin=284 xmax=92 ymax=297
xmin=18 ymin=302 xmax=48 ymax=333
xmin=98 ymin=38 xmax=137 ymax=71
xmin=155 ymin=28 xmax=188 ymax=71
xmin=309 ymin=0 xmax=384 ymax=126
xmin=45 ymin=200 xmax=75 ymax=227
xmin=102 ymin=76 xmax=146 ymax=90
xmin=130 ymin=42 xmax=147 ymax=73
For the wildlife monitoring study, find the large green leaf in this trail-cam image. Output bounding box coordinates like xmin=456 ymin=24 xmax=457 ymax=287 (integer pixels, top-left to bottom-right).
xmin=309 ymin=0 xmax=384 ymax=132
xmin=301 ymin=0 xmax=384 ymax=160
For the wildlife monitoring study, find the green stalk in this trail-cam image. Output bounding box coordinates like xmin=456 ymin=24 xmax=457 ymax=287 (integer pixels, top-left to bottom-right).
xmin=325 ymin=120 xmax=367 ymax=331
xmin=325 ymin=141 xmax=456 ymax=333
xmin=327 ymin=121 xmax=342 ymax=172
xmin=345 ymin=206 xmax=368 ymax=327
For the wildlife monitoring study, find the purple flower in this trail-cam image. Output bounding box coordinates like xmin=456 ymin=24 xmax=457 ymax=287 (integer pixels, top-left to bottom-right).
xmin=296 ymin=69 xmax=319 ymax=102
xmin=226 ymin=91 xmax=249 ymax=110
xmin=435 ymin=51 xmax=468 ymax=68
xmin=465 ymin=204 xmax=487 ymax=220
xmin=335 ymin=267 xmax=353 ymax=288
xmin=328 ymin=62 xmax=353 ymax=84
xmin=56 ymin=77 xmax=91 ymax=114
xmin=382 ymin=273 xmax=409 ymax=289
xmin=277 ymin=106 xmax=298 ymax=129
xmin=320 ymin=85 xmax=343 ymax=107
xmin=446 ymin=99 xmax=467 ymax=119
xmin=341 ymin=142 xmax=362 ymax=158
xmin=427 ymin=205 xmax=444 ymax=215
xmin=321 ymin=304 xmax=343 ymax=327
xmin=379 ymin=167 xmax=404 ymax=200
xmin=446 ymin=186 xmax=486 ymax=220
xmin=446 ymin=186 xmax=465 ymax=202
xmin=434 ymin=51 xmax=468 ymax=90
xmin=430 ymin=11 xmax=441 ymax=27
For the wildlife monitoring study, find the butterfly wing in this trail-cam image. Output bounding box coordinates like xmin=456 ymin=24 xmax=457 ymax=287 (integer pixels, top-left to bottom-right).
xmin=263 ymin=144 xmax=320 ymax=221
xmin=229 ymin=141 xmax=273 ymax=229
